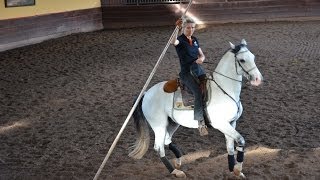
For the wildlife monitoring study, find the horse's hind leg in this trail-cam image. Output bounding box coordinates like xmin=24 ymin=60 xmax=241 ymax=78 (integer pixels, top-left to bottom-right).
xmin=165 ymin=119 xmax=183 ymax=169
xmin=154 ymin=126 xmax=186 ymax=178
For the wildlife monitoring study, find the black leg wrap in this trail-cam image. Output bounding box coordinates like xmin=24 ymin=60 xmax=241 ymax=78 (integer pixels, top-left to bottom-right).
xmin=160 ymin=157 xmax=175 ymax=173
xmin=169 ymin=143 xmax=182 ymax=158
xmin=237 ymin=150 xmax=244 ymax=163
xmin=228 ymin=155 xmax=235 ymax=172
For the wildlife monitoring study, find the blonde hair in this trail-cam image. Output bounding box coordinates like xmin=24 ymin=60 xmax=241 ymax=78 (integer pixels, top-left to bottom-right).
xmin=182 ymin=17 xmax=196 ymax=27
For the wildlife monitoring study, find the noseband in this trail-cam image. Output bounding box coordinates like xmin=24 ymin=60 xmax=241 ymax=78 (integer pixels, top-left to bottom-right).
xmin=234 ymin=49 xmax=257 ymax=81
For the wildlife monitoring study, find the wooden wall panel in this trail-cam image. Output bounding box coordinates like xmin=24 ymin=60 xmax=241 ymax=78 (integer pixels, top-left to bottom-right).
xmin=1 ymin=1 xmax=319 ymax=51
xmin=0 ymin=8 xmax=103 ymax=52
xmin=101 ymin=0 xmax=320 ymax=29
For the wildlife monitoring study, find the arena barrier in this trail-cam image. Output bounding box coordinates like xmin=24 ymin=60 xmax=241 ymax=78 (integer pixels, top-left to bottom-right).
xmin=103 ymin=0 xmax=189 ymax=6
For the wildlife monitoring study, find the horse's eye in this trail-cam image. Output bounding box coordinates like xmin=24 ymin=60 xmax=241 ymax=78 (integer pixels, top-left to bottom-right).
xmin=239 ymin=59 xmax=245 ymax=63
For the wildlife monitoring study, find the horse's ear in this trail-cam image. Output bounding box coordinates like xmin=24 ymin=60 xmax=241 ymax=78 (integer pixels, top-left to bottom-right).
xmin=229 ymin=42 xmax=235 ymax=49
xmin=241 ymin=39 xmax=247 ymax=45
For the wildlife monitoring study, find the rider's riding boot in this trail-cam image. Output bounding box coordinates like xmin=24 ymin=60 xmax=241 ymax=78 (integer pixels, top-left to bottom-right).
xmin=199 ymin=75 xmax=207 ymax=101
xmin=198 ymin=120 xmax=208 ymax=136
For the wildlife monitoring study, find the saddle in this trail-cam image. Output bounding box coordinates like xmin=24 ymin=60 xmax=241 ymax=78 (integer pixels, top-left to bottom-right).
xmin=163 ymin=77 xmax=210 ymax=110
xmin=163 ymin=77 xmax=212 ymax=127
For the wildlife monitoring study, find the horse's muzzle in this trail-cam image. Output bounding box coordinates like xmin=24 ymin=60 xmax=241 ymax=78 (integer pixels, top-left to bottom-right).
xmin=250 ymin=75 xmax=263 ymax=86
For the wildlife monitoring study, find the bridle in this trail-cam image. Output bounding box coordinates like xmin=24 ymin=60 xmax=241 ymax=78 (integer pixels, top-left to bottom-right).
xmin=213 ymin=46 xmax=257 ymax=83
xmin=234 ymin=49 xmax=257 ymax=81
xmin=207 ymin=45 xmax=257 ymax=114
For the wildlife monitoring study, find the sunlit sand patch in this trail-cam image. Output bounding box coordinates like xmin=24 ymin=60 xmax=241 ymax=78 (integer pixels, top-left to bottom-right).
xmin=0 ymin=120 xmax=29 ymax=134
xmin=177 ymin=150 xmax=211 ymax=164
xmin=177 ymin=147 xmax=282 ymax=168
xmin=245 ymin=146 xmax=281 ymax=157
xmin=172 ymin=147 xmax=281 ymax=166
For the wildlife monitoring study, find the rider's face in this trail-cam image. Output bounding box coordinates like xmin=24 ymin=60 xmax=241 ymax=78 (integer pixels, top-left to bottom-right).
xmin=184 ymin=23 xmax=196 ymax=37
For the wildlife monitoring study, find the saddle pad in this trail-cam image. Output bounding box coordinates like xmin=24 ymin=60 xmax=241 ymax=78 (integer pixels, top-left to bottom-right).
xmin=173 ymin=80 xmax=211 ymax=110
xmin=173 ymin=87 xmax=194 ymax=110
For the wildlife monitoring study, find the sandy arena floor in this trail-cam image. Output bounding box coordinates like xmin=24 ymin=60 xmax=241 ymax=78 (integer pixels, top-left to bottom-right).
xmin=0 ymin=20 xmax=320 ymax=179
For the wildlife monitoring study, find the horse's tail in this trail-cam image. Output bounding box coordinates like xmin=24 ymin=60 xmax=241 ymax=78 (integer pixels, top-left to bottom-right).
xmin=128 ymin=95 xmax=150 ymax=159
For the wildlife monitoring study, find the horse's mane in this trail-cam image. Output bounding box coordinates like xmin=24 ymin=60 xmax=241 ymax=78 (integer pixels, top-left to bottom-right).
xmin=231 ymin=44 xmax=247 ymax=54
xmin=222 ymin=44 xmax=246 ymax=57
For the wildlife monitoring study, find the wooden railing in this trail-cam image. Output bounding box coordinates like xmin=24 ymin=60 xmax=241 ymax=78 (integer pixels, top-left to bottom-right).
xmin=101 ymin=0 xmax=320 ymax=29
xmin=102 ymin=0 xmax=189 ymax=6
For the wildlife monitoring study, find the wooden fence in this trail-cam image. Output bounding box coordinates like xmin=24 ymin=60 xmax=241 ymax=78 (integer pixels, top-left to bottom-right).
xmin=103 ymin=0 xmax=189 ymax=6
xmin=0 ymin=8 xmax=103 ymax=52
xmin=1 ymin=0 xmax=320 ymax=51
xmin=101 ymin=0 xmax=320 ymax=29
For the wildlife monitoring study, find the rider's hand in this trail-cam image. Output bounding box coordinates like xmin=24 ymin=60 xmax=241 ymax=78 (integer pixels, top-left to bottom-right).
xmin=196 ymin=58 xmax=203 ymax=64
xmin=175 ymin=18 xmax=183 ymax=29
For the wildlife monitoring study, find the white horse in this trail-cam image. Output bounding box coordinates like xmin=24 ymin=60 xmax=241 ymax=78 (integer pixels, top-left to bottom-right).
xmin=129 ymin=39 xmax=263 ymax=178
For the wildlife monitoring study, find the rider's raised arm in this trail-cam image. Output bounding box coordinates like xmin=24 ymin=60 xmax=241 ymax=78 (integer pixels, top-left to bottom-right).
xmin=171 ymin=19 xmax=182 ymax=46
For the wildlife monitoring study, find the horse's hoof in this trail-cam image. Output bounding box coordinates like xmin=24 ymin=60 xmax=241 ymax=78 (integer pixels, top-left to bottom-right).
xmin=233 ymin=168 xmax=241 ymax=176
xmin=171 ymin=169 xmax=186 ymax=178
xmin=172 ymin=159 xmax=181 ymax=169
xmin=233 ymin=163 xmax=243 ymax=176
xmin=232 ymin=172 xmax=246 ymax=179
xmin=239 ymin=172 xmax=246 ymax=179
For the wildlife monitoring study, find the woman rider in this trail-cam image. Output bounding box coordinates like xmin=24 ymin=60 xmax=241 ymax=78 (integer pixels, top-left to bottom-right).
xmin=171 ymin=17 xmax=208 ymax=136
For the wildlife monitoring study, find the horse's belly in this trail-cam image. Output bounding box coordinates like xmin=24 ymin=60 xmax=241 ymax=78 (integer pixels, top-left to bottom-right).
xmin=171 ymin=110 xmax=198 ymax=128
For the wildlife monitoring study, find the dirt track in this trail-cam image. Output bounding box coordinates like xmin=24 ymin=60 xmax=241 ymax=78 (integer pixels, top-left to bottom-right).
xmin=0 ymin=21 xmax=320 ymax=179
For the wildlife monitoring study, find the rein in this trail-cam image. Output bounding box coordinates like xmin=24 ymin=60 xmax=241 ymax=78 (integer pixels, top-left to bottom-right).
xmin=213 ymin=71 xmax=242 ymax=83
xmin=205 ymin=48 xmax=257 ymax=82
xmin=207 ymin=77 xmax=241 ymax=114
xmin=205 ymin=48 xmax=256 ymax=114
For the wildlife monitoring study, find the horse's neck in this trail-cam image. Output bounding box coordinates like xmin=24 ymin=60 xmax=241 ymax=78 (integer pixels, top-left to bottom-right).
xmin=212 ymin=51 xmax=242 ymax=101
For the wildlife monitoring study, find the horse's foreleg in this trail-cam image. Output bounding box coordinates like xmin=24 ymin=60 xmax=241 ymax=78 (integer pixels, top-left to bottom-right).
xmin=229 ymin=120 xmax=245 ymax=177
xmin=228 ymin=120 xmax=244 ymax=163
xmin=225 ymin=135 xmax=236 ymax=172
xmin=234 ymin=145 xmax=244 ymax=177
xmin=225 ymin=134 xmax=245 ymax=177
xmin=214 ymin=122 xmax=245 ymax=146
xmin=218 ymin=122 xmax=246 ymax=178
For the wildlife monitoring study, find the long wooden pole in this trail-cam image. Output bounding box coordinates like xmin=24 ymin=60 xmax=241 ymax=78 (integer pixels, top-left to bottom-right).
xmin=93 ymin=1 xmax=193 ymax=179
